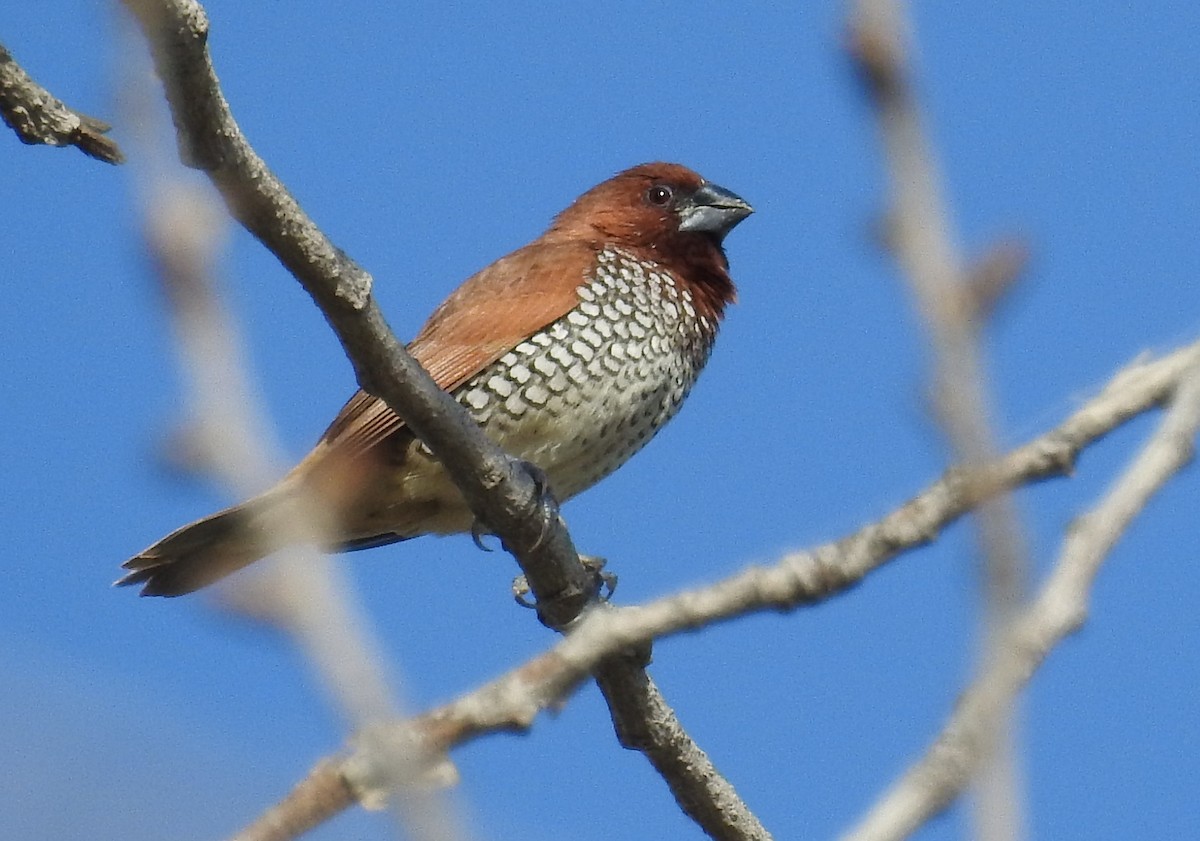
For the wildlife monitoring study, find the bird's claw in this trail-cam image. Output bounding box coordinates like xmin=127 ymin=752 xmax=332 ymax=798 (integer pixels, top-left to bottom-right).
xmin=580 ymin=554 xmax=617 ymax=601
xmin=512 ymin=574 xmax=536 ymax=608
xmin=470 ymin=519 xmax=495 ymax=552
xmin=511 ymin=555 xmax=613 ymax=611
xmin=517 ymin=459 xmax=561 ymax=552
xmin=599 ymin=570 xmax=618 ymax=600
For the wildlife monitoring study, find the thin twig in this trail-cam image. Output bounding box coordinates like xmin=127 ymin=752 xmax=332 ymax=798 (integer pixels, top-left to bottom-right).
xmin=230 ymin=761 xmax=358 ymax=841
xmin=0 ymin=41 xmax=124 ymax=163
xmin=963 ymin=239 xmax=1030 ymax=326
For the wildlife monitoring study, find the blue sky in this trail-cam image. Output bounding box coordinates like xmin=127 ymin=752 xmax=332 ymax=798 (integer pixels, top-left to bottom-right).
xmin=4 ymin=3 xmax=1200 ymax=839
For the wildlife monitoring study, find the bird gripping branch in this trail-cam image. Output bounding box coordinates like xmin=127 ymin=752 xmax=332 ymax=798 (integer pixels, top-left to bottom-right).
xmin=119 ymin=163 xmax=753 ymax=597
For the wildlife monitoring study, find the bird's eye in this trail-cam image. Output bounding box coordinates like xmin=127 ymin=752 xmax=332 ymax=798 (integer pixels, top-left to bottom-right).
xmin=646 ymin=184 xmax=674 ymax=206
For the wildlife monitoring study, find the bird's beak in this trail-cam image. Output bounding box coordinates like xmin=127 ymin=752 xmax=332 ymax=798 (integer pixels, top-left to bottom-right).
xmin=678 ymin=182 xmax=754 ymax=241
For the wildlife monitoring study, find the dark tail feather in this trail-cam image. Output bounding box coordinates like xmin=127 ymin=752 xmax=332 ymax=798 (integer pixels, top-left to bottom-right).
xmin=117 ymin=493 xmax=287 ymax=597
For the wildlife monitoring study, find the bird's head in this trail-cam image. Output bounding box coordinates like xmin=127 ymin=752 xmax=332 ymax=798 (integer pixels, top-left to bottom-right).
xmin=550 ymin=162 xmax=752 ymax=249
xmin=548 ymin=162 xmax=753 ymax=316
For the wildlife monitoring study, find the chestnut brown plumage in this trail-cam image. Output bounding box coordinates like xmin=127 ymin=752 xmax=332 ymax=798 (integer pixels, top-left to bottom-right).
xmin=118 ymin=163 xmax=753 ymax=596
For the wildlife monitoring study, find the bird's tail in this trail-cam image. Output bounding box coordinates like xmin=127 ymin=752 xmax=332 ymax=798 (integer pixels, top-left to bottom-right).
xmin=117 ymin=489 xmax=302 ymax=597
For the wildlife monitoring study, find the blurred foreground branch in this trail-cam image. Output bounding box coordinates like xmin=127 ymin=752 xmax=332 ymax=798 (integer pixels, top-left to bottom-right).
xmin=128 ymin=90 xmax=465 ymax=840
xmin=849 ymin=2 xmax=1032 ymax=836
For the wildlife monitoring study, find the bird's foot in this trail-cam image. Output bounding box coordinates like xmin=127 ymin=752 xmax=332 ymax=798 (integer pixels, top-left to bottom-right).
xmin=471 ymin=460 xmax=560 ymax=554
xmin=514 ymin=459 xmax=562 ymax=552
xmin=581 ymin=554 xmax=617 ymax=601
xmin=511 ymin=553 xmax=614 ymax=611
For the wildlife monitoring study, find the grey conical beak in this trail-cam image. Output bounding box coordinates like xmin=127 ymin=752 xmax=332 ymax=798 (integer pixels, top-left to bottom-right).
xmin=679 ymin=182 xmax=754 ymax=241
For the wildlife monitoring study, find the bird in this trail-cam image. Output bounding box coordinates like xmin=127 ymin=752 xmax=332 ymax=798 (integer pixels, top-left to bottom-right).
xmin=118 ymin=162 xmax=752 ymax=596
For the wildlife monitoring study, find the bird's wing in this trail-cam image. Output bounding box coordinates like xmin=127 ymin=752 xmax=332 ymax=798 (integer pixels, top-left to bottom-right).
xmin=313 ymin=240 xmax=595 ymax=458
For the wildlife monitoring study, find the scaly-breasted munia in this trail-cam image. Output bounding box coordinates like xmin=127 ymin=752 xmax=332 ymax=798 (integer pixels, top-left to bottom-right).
xmin=119 ymin=162 xmax=752 ymax=596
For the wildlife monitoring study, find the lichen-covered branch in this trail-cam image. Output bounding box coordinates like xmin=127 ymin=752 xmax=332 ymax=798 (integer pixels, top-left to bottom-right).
xmin=0 ymin=42 xmax=124 ymax=163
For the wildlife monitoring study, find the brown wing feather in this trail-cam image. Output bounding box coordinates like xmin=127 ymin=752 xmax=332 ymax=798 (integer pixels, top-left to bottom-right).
xmin=306 ymin=240 xmax=597 ymax=461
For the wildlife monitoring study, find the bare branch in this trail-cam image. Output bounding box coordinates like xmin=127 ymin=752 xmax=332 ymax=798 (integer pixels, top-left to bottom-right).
xmin=0 ymin=41 xmax=124 ymax=163
xmin=594 ymin=655 xmax=774 ymax=841
xmin=136 ymin=169 xmax=467 ymax=841
xmin=840 ymin=358 xmax=1200 ymax=841
xmin=242 ymin=340 xmax=1200 ymax=837
xmin=230 ymin=761 xmax=357 ymax=841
